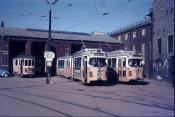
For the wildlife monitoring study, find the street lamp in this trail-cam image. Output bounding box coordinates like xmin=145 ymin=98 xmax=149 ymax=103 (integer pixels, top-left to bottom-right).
xmin=45 ymin=0 xmax=58 ymax=84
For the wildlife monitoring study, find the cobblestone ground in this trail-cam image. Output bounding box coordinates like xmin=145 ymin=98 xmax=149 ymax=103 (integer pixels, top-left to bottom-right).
xmin=0 ymin=76 xmax=174 ymax=116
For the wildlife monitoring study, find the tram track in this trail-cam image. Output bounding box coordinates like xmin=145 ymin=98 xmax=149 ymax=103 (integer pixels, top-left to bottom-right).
xmin=0 ymin=89 xmax=120 ymax=117
xmin=2 ymin=84 xmax=174 ymax=112
xmin=0 ymin=93 xmax=72 ymax=117
xmin=0 ymin=78 xmax=173 ymax=115
xmin=2 ymin=78 xmax=172 ymax=111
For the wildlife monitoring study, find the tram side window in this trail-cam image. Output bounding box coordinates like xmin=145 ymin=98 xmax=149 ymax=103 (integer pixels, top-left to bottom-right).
xmin=75 ymin=57 xmax=81 ymax=70
xmin=32 ymin=60 xmax=35 ymax=66
xmin=123 ymin=58 xmax=126 ymax=67
xmin=15 ymin=60 xmax=18 ymax=66
xmin=67 ymin=60 xmax=70 ymax=67
xmin=29 ymin=60 xmax=32 ymax=66
xmin=58 ymin=60 xmax=64 ymax=69
xmin=112 ymin=58 xmax=116 ymax=67
xmin=108 ymin=59 xmax=111 ymax=67
xmin=118 ymin=59 xmax=122 ymax=67
xmin=24 ymin=60 xmax=28 ymax=66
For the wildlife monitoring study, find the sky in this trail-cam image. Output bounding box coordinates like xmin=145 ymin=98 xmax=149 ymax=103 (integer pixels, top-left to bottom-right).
xmin=0 ymin=0 xmax=153 ymax=33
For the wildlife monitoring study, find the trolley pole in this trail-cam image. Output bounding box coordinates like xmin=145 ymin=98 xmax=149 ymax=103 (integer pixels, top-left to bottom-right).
xmin=46 ymin=9 xmax=52 ymax=84
xmin=45 ymin=0 xmax=58 ymax=84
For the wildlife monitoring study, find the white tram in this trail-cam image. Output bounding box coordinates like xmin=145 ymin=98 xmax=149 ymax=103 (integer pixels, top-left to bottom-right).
xmin=13 ymin=56 xmax=35 ymax=76
xmin=57 ymin=48 xmax=108 ymax=84
xmin=107 ymin=50 xmax=144 ymax=82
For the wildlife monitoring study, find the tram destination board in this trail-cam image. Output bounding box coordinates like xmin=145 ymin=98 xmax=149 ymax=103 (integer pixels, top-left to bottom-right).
xmin=94 ymin=53 xmax=104 ymax=56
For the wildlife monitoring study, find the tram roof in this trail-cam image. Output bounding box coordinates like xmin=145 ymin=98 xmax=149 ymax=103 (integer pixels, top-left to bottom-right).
xmin=0 ymin=27 xmax=122 ymax=44
xmin=13 ymin=56 xmax=35 ymax=59
xmin=72 ymin=48 xmax=106 ymax=57
xmin=107 ymin=50 xmax=137 ymax=57
xmin=13 ymin=54 xmax=35 ymax=59
xmin=57 ymin=55 xmax=72 ymax=60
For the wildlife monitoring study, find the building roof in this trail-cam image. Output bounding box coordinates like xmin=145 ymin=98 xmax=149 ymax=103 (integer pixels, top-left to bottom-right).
xmin=0 ymin=27 xmax=121 ymax=44
xmin=109 ymin=18 xmax=152 ymax=36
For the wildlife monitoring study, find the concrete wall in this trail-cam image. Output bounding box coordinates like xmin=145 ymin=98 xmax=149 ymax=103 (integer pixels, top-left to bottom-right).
xmin=152 ymin=0 xmax=174 ymax=82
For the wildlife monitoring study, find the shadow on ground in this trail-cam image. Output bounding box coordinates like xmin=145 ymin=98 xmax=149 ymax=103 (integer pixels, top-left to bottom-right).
xmin=85 ymin=81 xmax=118 ymax=86
xmin=118 ymin=80 xmax=150 ymax=85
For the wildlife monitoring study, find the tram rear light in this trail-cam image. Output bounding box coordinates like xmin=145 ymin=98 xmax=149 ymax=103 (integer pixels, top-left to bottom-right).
xmin=89 ymin=72 xmax=93 ymax=77
xmin=129 ymin=71 xmax=132 ymax=76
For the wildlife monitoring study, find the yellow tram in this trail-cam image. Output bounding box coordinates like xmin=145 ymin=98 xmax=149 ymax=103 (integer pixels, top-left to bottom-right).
xmin=57 ymin=48 xmax=108 ymax=84
xmin=107 ymin=50 xmax=144 ymax=82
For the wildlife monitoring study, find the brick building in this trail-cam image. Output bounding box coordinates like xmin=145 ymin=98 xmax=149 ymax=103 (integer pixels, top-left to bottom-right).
xmin=0 ymin=26 xmax=122 ymax=75
xmin=152 ymin=0 xmax=174 ymax=82
xmin=109 ymin=18 xmax=153 ymax=78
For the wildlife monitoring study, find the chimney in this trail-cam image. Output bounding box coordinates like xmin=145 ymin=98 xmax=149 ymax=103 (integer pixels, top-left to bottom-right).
xmin=1 ymin=21 xmax=4 ymax=27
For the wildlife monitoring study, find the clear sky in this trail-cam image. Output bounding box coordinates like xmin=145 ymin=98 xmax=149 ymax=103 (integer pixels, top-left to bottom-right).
xmin=0 ymin=0 xmax=153 ymax=33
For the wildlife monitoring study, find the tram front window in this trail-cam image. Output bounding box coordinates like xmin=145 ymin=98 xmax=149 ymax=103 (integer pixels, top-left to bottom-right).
xmin=89 ymin=58 xmax=106 ymax=67
xmin=128 ymin=59 xmax=143 ymax=67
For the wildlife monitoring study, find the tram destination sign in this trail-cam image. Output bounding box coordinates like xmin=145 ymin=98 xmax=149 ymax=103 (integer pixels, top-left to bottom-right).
xmin=94 ymin=53 xmax=104 ymax=56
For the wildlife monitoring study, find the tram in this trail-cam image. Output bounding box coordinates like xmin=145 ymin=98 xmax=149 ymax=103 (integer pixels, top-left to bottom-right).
xmin=107 ymin=50 xmax=144 ymax=82
xmin=57 ymin=48 xmax=108 ymax=84
xmin=12 ymin=55 xmax=42 ymax=77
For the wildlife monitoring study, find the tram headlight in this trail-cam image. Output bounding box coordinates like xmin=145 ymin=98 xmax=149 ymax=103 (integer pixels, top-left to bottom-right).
xmin=89 ymin=72 xmax=93 ymax=77
xmin=129 ymin=71 xmax=132 ymax=76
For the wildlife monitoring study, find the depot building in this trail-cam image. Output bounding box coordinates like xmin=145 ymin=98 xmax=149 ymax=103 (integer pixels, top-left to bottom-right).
xmin=0 ymin=26 xmax=122 ymax=75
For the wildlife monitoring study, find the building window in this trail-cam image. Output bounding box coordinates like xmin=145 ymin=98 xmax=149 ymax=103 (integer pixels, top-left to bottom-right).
xmin=168 ymin=35 xmax=174 ymax=53
xmin=166 ymin=9 xmax=168 ymax=16
xmin=157 ymin=38 xmax=162 ymax=55
xmin=125 ymin=33 xmax=128 ymax=40
xmin=133 ymin=46 xmax=136 ymax=51
xmin=171 ymin=7 xmax=173 ymax=14
xmin=141 ymin=43 xmax=146 ymax=64
xmin=133 ymin=31 xmax=136 ymax=38
xmin=118 ymin=35 xmax=121 ymax=41
xmin=142 ymin=29 xmax=146 ymax=36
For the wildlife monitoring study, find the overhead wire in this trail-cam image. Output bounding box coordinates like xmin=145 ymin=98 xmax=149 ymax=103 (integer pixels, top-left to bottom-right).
xmin=105 ymin=41 xmax=113 ymax=50
xmin=80 ymin=0 xmax=131 ymax=32
xmin=29 ymin=17 xmax=45 ymax=28
xmin=62 ymin=15 xmax=102 ymax=30
xmin=57 ymin=0 xmax=132 ymax=32
xmin=1 ymin=0 xmax=132 ymax=32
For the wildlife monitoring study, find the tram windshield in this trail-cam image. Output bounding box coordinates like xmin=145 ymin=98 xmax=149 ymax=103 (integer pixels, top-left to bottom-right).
xmin=128 ymin=59 xmax=143 ymax=67
xmin=89 ymin=58 xmax=107 ymax=67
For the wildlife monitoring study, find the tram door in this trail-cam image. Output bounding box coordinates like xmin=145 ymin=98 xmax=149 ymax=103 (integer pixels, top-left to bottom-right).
xmin=117 ymin=57 xmax=126 ymax=81
xmin=82 ymin=56 xmax=87 ymax=82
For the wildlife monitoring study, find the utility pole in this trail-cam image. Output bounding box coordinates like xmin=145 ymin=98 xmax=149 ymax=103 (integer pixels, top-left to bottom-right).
xmin=45 ymin=0 xmax=58 ymax=84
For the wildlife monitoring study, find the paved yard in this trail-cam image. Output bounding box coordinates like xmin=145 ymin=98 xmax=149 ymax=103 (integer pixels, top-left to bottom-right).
xmin=0 ymin=76 xmax=174 ymax=116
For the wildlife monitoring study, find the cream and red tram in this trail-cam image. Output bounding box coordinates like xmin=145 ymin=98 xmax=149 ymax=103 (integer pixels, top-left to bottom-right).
xmin=57 ymin=48 xmax=108 ymax=84
xmin=56 ymin=56 xmax=73 ymax=78
xmin=13 ymin=55 xmax=35 ymax=76
xmin=107 ymin=50 xmax=144 ymax=82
